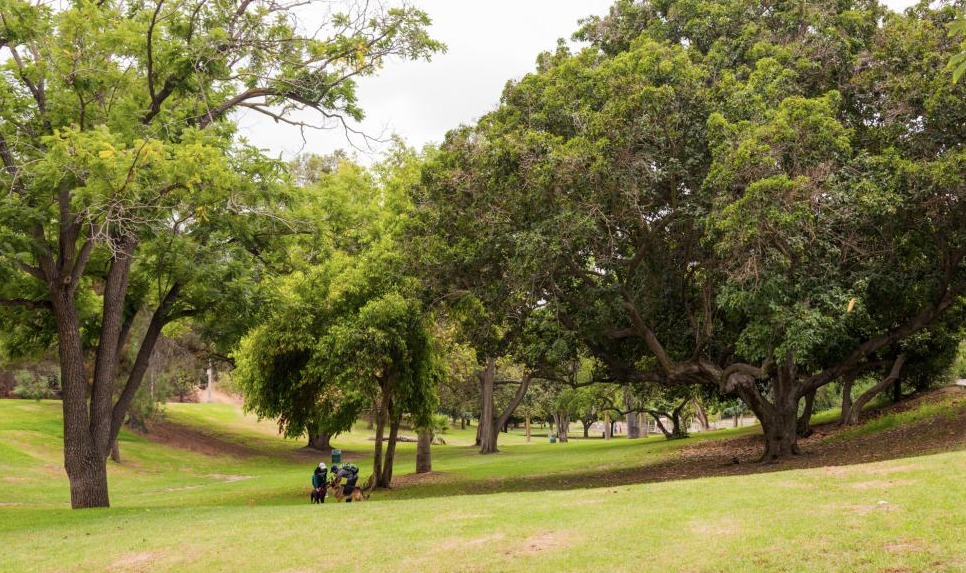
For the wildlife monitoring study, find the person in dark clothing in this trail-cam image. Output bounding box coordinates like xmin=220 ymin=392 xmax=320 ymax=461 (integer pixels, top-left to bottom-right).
xmin=334 ymin=463 xmax=359 ymax=502
xmin=311 ymin=463 xmax=328 ymax=503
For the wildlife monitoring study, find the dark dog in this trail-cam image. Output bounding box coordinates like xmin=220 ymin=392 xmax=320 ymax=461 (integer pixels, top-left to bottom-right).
xmin=310 ymin=487 xmax=325 ymax=504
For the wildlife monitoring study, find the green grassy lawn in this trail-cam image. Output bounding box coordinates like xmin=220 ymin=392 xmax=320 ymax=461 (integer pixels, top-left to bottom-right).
xmin=1 ymin=397 xmax=964 ymax=572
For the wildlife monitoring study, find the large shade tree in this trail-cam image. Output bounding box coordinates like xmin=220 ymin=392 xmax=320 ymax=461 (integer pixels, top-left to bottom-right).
xmin=0 ymin=0 xmax=442 ymax=508
xmin=418 ymin=0 xmax=966 ymax=461
xmin=234 ymin=151 xmax=441 ymax=488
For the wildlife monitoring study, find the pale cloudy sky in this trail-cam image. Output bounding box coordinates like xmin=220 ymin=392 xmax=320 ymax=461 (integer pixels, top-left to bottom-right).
xmin=237 ymin=0 xmax=918 ymax=161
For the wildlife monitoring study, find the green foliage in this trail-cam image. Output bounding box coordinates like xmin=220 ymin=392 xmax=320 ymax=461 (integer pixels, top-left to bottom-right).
xmin=11 ymin=368 xmax=60 ymax=400
xmin=949 ymin=17 xmax=966 ymax=83
xmin=417 ymin=0 xmax=966 ymax=446
xmin=234 ymin=151 xmax=440 ymax=440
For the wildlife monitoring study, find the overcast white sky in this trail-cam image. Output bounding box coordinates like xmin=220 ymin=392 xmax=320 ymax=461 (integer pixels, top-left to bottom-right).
xmin=237 ymin=0 xmax=918 ymax=162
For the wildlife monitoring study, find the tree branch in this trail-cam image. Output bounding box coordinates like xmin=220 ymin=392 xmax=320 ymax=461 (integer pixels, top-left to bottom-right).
xmin=0 ymin=297 xmax=52 ymax=310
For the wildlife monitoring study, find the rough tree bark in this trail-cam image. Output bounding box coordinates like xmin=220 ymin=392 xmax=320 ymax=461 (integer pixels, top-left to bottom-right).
xmin=554 ymin=411 xmax=570 ymax=442
xmin=625 ymin=386 xmax=641 ymax=439
xmin=416 ymin=428 xmax=432 ymax=473
xmin=732 ymin=359 xmax=801 ymax=462
xmin=478 ymin=358 xmax=496 ymax=453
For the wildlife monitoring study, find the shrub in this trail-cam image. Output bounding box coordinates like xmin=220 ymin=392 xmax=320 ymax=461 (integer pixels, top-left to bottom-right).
xmin=12 ymin=369 xmax=60 ymax=400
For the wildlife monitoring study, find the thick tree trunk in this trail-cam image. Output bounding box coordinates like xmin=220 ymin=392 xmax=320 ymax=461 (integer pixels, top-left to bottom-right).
xmin=478 ymin=359 xmax=497 ymax=453
xmin=624 ymin=386 xmax=641 ymax=439
xmin=796 ymin=389 xmax=816 ymax=438
xmin=641 ymin=413 xmax=649 ymax=437
xmin=52 ymin=287 xmax=111 ymax=509
xmin=581 ymin=420 xmax=591 ymax=438
xmin=307 ymin=431 xmax=331 ymax=451
xmin=553 ymin=411 xmax=570 ymax=442
xmin=757 ymin=405 xmax=800 ymax=462
xmin=735 ymin=357 xmax=801 ymax=462
xmin=416 ymin=428 xmax=432 ymax=474
xmin=603 ymin=412 xmax=612 ymax=440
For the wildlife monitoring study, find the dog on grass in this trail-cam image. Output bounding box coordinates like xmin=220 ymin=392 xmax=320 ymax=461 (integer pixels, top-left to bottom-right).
xmin=327 ymin=475 xmax=372 ymax=502
xmin=310 ymin=487 xmax=325 ymax=503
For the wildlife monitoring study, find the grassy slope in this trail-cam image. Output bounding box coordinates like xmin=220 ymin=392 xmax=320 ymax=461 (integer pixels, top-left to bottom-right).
xmin=1 ymin=394 xmax=964 ymax=573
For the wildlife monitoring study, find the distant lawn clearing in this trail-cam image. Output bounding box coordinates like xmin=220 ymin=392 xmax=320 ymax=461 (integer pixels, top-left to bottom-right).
xmin=1 ymin=389 xmax=964 ymax=572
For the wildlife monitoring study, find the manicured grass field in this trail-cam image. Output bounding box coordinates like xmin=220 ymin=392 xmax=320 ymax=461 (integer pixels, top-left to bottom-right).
xmin=1 ymin=398 xmax=964 ymax=572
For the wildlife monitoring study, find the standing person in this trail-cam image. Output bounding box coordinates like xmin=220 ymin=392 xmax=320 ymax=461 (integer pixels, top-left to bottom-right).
xmin=311 ymin=463 xmax=328 ymax=503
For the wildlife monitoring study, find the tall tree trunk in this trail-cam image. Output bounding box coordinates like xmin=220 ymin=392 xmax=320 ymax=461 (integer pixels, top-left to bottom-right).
xmin=604 ymin=412 xmax=612 ymax=440
xmin=641 ymin=413 xmax=649 ymax=437
xmin=52 ymin=287 xmax=110 ymax=509
xmin=372 ymin=388 xmax=389 ymax=485
xmin=581 ymin=420 xmax=590 ymax=438
xmin=525 ymin=415 xmax=531 ymax=442
xmin=416 ymin=428 xmax=432 ymax=474
xmin=845 ymin=355 xmax=908 ymax=426
xmin=478 ymin=358 xmax=496 ymax=453
xmin=626 ymin=411 xmax=641 ymax=439
xmin=624 ymin=386 xmax=641 ymax=439
xmin=380 ymin=409 xmax=401 ymax=487
xmin=796 ymin=389 xmax=816 ymax=438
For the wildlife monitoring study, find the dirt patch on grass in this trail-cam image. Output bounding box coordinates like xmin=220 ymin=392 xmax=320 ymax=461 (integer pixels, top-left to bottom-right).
xmin=884 ymin=540 xmax=925 ymax=554
xmin=141 ymin=421 xmax=259 ymax=458
xmin=139 ymin=420 xmax=350 ymax=463
xmin=109 ymin=551 xmax=159 ymax=572
xmin=851 ymin=479 xmax=916 ymax=490
xmin=507 ymin=532 xmax=570 ymax=556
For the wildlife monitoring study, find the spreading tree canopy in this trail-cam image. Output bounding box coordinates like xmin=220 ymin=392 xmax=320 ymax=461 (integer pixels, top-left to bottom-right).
xmin=0 ymin=0 xmax=442 ymax=508
xmin=417 ymin=0 xmax=966 ymax=461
